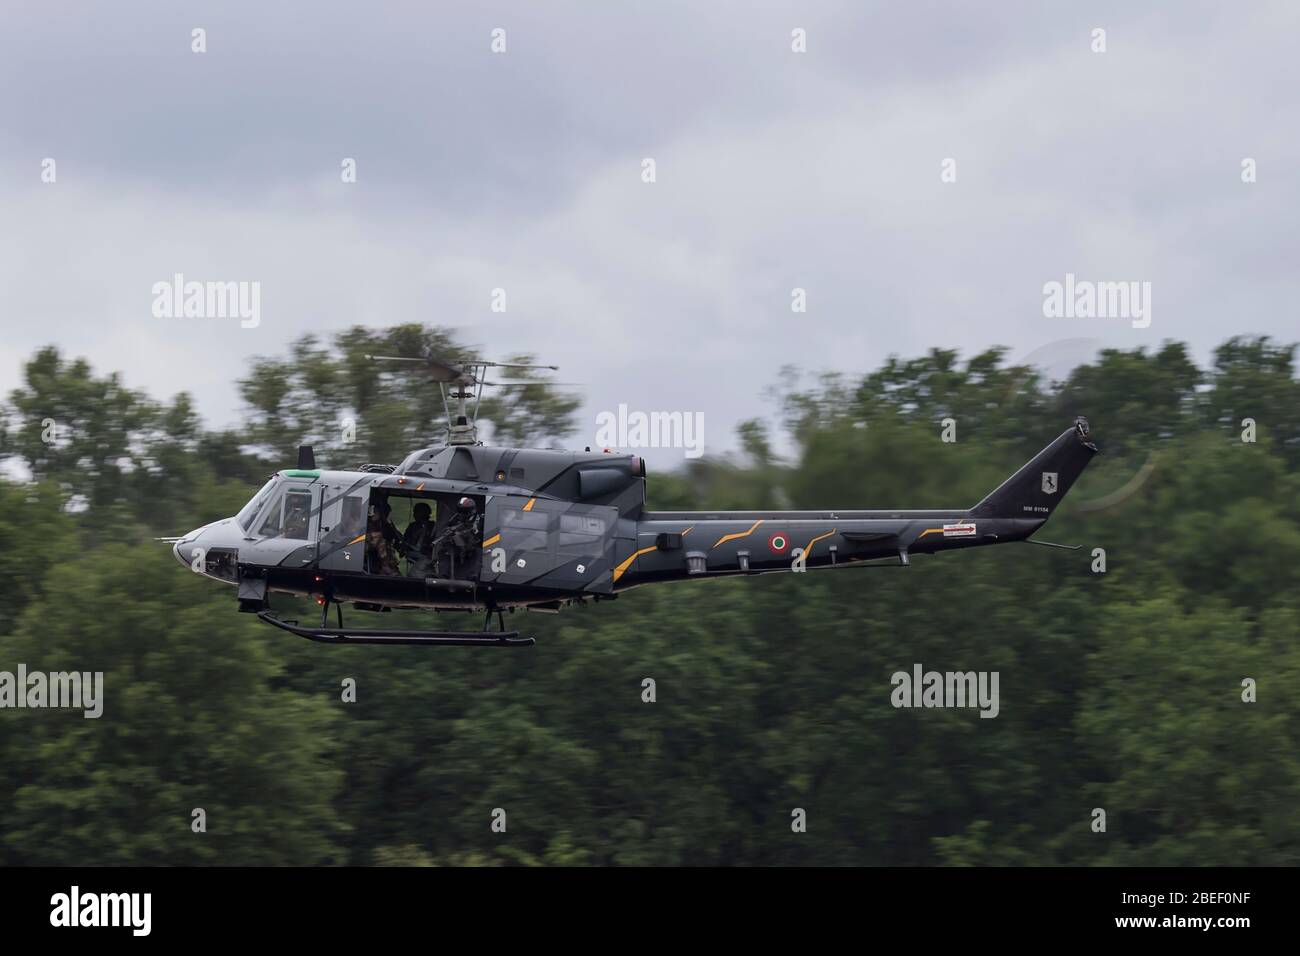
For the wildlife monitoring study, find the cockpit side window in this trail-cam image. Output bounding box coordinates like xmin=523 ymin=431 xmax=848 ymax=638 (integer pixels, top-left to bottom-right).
xmin=251 ymin=486 xmax=312 ymax=539
xmin=237 ymin=477 xmax=282 ymax=533
xmin=257 ymin=497 xmax=284 ymax=537
xmin=283 ymin=491 xmax=312 ymax=540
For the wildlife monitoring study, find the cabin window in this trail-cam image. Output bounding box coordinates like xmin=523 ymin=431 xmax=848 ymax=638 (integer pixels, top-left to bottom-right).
xmin=339 ymin=495 xmax=366 ymax=539
xmin=501 ymin=508 xmax=548 ymax=551
xmin=558 ymin=512 xmax=606 ymax=553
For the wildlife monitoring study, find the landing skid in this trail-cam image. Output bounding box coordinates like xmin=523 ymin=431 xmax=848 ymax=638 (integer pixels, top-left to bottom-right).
xmin=256 ymin=603 xmax=535 ymax=647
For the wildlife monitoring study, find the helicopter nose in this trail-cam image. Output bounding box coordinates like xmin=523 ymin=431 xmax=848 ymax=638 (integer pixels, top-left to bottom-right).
xmin=172 ymin=527 xmax=207 ymax=571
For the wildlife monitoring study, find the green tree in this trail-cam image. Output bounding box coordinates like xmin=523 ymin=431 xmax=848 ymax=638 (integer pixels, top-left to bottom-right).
xmin=0 ymin=544 xmax=344 ymax=865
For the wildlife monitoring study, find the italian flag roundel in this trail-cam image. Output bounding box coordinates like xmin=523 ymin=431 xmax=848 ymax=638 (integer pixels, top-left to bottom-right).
xmin=767 ymin=532 xmax=789 ymax=554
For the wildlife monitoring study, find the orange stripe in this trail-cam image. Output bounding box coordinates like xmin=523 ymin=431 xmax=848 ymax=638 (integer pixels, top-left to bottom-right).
xmin=347 ymin=533 xmax=365 ymax=546
xmin=802 ymin=528 xmax=837 ymax=554
xmin=612 ymin=527 xmax=694 ymax=583
xmin=482 ymin=533 xmax=501 ymax=549
xmin=612 ymin=545 xmax=657 ymax=584
xmin=523 ymin=498 xmax=537 ymax=512
xmin=712 ymin=519 xmax=763 ymax=550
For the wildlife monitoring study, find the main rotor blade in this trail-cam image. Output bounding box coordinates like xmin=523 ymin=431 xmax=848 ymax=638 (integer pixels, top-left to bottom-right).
xmin=482 ymin=380 xmax=584 ymax=388
xmin=364 ymin=354 xmax=469 ymax=383
xmin=479 ymin=361 xmax=559 ymax=371
xmin=363 ymin=354 xmax=559 ymax=386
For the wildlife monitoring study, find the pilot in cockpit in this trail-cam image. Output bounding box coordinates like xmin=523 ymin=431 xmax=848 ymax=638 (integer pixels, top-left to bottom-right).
xmin=283 ymin=497 xmax=310 ymax=539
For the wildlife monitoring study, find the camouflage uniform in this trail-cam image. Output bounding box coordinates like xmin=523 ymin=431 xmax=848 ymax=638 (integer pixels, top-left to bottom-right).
xmin=367 ymin=510 xmax=401 ymax=576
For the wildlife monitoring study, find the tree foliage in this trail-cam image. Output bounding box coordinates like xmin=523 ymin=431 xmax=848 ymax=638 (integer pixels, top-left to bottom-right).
xmin=0 ymin=331 xmax=1296 ymax=865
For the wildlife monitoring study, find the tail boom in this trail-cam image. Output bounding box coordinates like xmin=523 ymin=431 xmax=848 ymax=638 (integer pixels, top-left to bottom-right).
xmin=618 ymin=419 xmax=1098 ymax=587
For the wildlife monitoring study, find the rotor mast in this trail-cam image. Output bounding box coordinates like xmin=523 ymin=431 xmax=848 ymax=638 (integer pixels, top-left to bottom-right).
xmin=365 ymin=354 xmax=560 ymax=447
xmin=444 ymin=372 xmax=483 ymax=446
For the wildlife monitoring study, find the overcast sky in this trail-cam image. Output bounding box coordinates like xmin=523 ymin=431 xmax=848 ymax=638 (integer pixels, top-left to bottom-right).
xmin=1 ymin=1 xmax=1296 ymax=466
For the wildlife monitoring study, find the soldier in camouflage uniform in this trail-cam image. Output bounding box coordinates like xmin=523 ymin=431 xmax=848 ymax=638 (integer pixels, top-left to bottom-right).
xmin=366 ymin=501 xmax=402 ymax=576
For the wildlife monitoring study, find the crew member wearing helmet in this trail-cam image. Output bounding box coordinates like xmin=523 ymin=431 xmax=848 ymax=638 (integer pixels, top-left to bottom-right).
xmin=434 ymin=496 xmax=481 ymax=579
xmin=402 ymin=501 xmax=436 ymax=576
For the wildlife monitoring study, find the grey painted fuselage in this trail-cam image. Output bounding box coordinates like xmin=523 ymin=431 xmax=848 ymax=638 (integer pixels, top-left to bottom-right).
xmin=172 ymin=421 xmax=1098 ymax=614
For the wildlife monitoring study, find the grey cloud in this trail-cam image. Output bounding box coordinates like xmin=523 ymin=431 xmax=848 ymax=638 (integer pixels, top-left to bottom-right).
xmin=0 ymin=1 xmax=1296 ymax=469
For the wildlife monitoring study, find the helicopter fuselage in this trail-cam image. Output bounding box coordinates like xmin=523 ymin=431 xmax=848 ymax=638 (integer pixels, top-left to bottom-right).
xmin=172 ymin=420 xmax=1097 ymax=623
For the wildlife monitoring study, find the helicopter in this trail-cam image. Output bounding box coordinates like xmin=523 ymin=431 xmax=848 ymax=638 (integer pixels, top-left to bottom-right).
xmin=169 ymin=354 xmax=1099 ymax=646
